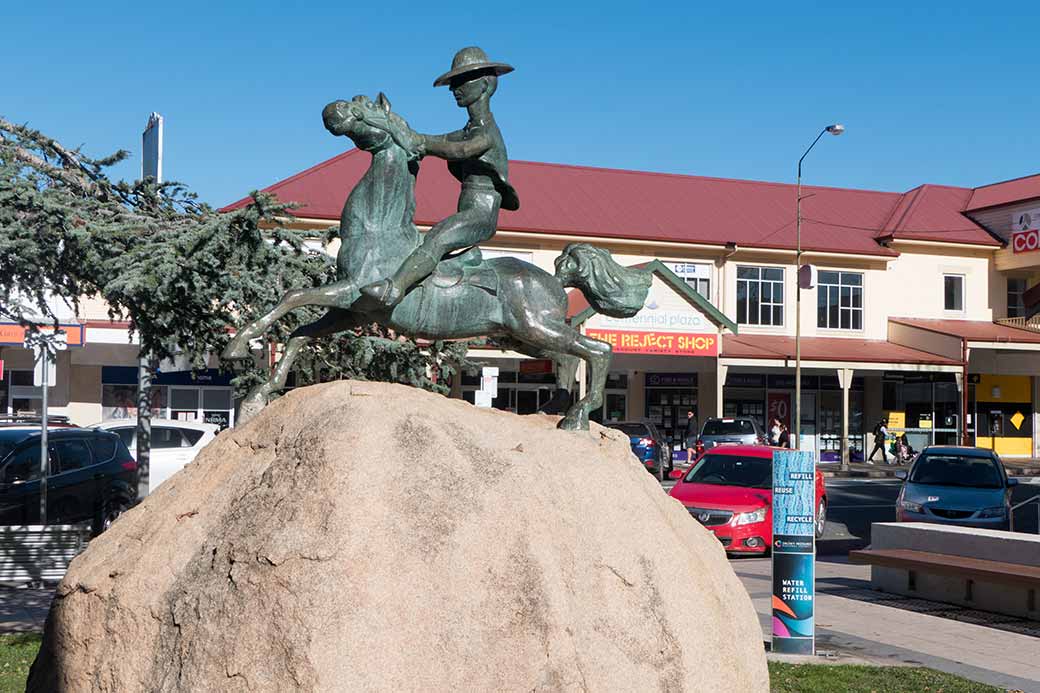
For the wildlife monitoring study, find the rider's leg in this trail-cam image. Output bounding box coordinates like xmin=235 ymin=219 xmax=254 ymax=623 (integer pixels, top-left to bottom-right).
xmin=361 ymin=190 xmax=499 ymax=306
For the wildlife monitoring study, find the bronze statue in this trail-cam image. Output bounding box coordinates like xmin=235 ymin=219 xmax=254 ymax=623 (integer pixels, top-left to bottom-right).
xmin=223 ymin=48 xmax=650 ymax=430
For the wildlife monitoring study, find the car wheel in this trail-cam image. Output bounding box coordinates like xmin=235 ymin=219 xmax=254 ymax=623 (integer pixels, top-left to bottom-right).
xmin=94 ymin=499 xmax=129 ymax=535
xmin=814 ymin=500 xmax=827 ymax=539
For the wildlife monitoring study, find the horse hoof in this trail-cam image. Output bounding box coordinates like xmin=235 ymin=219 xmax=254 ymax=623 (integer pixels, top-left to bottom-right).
xmin=557 ymin=414 xmax=589 ymax=431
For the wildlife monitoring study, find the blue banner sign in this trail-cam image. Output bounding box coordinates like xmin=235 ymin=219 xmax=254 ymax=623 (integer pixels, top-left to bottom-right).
xmin=771 ymin=449 xmax=815 ymax=655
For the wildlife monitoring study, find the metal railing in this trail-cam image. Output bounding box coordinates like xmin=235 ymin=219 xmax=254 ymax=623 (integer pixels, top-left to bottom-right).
xmin=1010 ymin=493 xmax=1040 ymax=535
xmin=996 ymin=316 xmax=1040 ymax=332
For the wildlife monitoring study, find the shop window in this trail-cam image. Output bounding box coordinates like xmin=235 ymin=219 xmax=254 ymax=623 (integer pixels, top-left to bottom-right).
xmin=944 ymin=275 xmax=964 ymax=312
xmin=668 ymin=262 xmax=712 ymax=302
xmin=1007 ymin=277 xmax=1027 ymax=318
xmin=736 ymin=266 xmax=784 ymax=326
xmin=817 ymin=271 xmax=863 ymax=330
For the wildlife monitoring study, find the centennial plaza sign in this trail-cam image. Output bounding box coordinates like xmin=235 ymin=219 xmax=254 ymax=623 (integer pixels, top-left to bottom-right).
xmin=584 ymin=273 xmax=721 ymax=356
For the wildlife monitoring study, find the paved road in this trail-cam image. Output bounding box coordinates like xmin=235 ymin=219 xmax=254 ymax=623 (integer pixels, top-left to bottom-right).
xmin=661 ymin=476 xmax=1040 ymax=546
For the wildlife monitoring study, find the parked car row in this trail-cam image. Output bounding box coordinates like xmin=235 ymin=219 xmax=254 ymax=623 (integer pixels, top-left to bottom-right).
xmin=0 ymin=418 xmax=219 ymax=535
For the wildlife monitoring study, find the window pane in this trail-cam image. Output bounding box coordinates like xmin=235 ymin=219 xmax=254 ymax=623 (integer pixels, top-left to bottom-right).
xmin=773 ymin=306 xmax=783 ymax=325
xmin=853 ymin=310 xmax=862 ymax=330
xmin=202 ymin=389 xmax=232 ymax=410
xmin=841 ymin=309 xmax=851 ymax=329
xmin=829 ymin=287 xmax=839 ymax=327
xmin=152 ymin=428 xmax=186 ymax=449
xmin=842 ymin=272 xmax=862 ymax=286
xmin=171 ymin=389 xmax=199 ymax=410
xmin=737 ymin=299 xmax=747 ymax=324
xmin=91 ymin=436 xmax=117 ymax=463
xmin=761 ymin=283 xmax=772 ymax=303
xmin=944 ymin=276 xmax=963 ymax=311
xmin=773 ymin=282 xmax=783 ymax=302
xmin=819 ymin=271 xmax=840 ymax=285
xmin=852 ymin=288 xmax=862 ymax=308
xmin=52 ymin=440 xmax=93 ymax=474
xmin=817 ymin=287 xmax=827 ymax=327
xmin=737 ymin=266 xmax=758 ymax=279
xmin=763 ymin=268 xmax=783 ymax=282
xmin=749 ymin=283 xmax=760 ymax=324
xmin=840 ymin=286 xmax=851 ymax=308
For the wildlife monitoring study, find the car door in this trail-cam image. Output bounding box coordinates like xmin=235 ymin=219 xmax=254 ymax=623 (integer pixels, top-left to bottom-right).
xmin=47 ymin=437 xmax=97 ymax=524
xmin=148 ymin=426 xmax=190 ymax=490
xmin=0 ymin=444 xmax=43 ymax=525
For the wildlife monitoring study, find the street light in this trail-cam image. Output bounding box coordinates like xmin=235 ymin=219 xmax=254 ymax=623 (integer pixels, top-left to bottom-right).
xmin=794 ymin=124 xmax=844 ymax=451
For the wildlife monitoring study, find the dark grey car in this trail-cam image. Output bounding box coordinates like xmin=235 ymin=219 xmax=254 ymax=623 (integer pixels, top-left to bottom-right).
xmin=696 ymin=417 xmax=768 ymax=453
xmin=895 ymin=446 xmax=1018 ymax=531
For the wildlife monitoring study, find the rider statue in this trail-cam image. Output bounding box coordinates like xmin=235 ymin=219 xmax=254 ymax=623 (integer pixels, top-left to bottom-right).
xmin=360 ymin=46 xmax=520 ymax=307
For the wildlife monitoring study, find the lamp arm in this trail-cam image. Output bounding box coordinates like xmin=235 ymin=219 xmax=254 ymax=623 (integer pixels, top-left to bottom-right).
xmin=797 ymin=128 xmax=828 ymax=179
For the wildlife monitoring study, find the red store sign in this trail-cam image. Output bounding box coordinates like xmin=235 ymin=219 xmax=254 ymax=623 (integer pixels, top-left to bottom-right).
xmin=585 ymin=329 xmax=719 ymax=356
xmin=1012 ymin=228 xmax=1040 ymax=254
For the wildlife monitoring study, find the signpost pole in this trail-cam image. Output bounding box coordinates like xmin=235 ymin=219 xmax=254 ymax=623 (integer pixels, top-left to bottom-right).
xmin=38 ymin=351 xmax=48 ymax=523
xmin=771 ymin=449 xmax=816 ymax=655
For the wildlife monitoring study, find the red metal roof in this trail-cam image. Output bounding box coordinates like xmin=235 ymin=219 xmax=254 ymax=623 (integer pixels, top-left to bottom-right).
xmin=888 ymin=318 xmax=1040 ymax=344
xmin=722 ymin=334 xmax=959 ymax=365
xmin=223 ymin=150 xmax=1012 ymax=255
xmin=966 ymin=173 xmax=1040 ymax=211
xmin=877 ymin=185 xmax=999 ymax=247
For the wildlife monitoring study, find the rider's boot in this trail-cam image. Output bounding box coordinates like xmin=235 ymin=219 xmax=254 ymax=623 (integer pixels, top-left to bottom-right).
xmin=361 ymin=248 xmax=439 ymax=308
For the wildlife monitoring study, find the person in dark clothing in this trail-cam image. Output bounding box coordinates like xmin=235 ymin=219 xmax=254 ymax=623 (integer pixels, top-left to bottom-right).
xmin=867 ymin=418 xmax=889 ymax=464
xmin=777 ymin=424 xmax=791 ymax=449
xmin=683 ymin=410 xmax=698 ymax=462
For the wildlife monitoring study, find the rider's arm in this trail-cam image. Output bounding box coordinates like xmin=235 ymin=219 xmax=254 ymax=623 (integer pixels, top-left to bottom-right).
xmin=418 ymin=130 xmax=492 ymax=161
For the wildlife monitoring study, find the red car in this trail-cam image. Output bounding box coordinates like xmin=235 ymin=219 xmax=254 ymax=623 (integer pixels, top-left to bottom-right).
xmin=668 ymin=445 xmax=827 ymax=554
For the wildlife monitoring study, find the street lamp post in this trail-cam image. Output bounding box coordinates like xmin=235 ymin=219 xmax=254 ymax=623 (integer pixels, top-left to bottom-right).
xmin=795 ymin=124 xmax=844 ymax=451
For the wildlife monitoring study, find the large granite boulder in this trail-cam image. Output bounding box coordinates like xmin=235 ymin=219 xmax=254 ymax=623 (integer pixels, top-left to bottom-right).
xmin=28 ymin=380 xmax=768 ymax=692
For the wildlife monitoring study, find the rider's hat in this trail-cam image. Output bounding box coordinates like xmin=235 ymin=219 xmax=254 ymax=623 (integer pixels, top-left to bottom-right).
xmin=433 ymin=47 xmax=514 ymax=87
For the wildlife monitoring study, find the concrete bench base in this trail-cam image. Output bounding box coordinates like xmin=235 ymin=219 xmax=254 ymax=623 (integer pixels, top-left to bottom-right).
xmin=862 ymin=523 xmax=1040 ymax=620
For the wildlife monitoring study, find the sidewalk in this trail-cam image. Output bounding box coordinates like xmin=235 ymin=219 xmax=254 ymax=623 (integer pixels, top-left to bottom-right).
xmin=0 ymin=587 xmax=51 ymax=633
xmin=822 ymin=458 xmax=1040 ymax=478
xmin=733 ymin=556 xmax=1040 ymax=692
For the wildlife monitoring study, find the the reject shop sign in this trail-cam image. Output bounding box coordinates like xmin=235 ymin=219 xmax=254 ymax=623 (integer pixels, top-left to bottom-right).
xmin=585 ymin=329 xmax=719 ymax=356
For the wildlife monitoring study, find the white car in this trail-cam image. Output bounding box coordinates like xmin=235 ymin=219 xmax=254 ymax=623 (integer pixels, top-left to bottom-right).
xmin=91 ymin=419 xmax=218 ymax=492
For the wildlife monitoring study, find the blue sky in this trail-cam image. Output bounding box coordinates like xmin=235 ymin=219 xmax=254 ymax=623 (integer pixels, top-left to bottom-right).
xmin=4 ymin=1 xmax=1037 ymax=207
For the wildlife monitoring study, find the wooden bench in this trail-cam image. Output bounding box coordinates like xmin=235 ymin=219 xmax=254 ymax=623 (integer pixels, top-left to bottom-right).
xmin=850 ymin=548 xmax=1040 ymax=613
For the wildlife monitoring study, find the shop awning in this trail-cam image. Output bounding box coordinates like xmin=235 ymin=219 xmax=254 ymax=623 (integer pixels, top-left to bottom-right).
xmin=889 ymin=318 xmax=1040 ymax=350
xmin=721 ymin=334 xmax=961 ymax=369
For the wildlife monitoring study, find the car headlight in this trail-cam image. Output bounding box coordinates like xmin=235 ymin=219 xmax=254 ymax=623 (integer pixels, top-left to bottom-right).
xmin=978 ymin=506 xmax=1006 ymax=518
xmin=899 ymin=500 xmax=923 ymax=513
xmin=733 ymin=507 xmax=767 ymax=526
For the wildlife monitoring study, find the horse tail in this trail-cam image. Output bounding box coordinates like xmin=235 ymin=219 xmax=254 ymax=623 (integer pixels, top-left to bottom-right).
xmin=553 ymin=243 xmax=651 ymax=319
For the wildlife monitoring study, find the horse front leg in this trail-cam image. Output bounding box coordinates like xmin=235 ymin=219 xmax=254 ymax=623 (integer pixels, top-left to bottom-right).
xmin=223 ymin=279 xmax=359 ymax=360
xmin=511 ymin=321 xmax=611 ymax=431
xmin=237 ymin=308 xmax=362 ymax=424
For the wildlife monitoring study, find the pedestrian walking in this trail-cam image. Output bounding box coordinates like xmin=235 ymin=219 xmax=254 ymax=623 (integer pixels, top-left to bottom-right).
xmin=683 ymin=409 xmax=698 ymax=462
xmin=777 ymin=423 xmax=791 ymax=449
xmin=867 ymin=418 xmax=889 ymax=464
xmin=769 ymin=417 xmax=782 ymax=446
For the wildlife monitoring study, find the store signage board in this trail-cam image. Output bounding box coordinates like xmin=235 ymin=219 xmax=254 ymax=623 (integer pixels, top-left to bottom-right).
xmin=771 ymin=449 xmax=816 ymax=656
xmin=1011 ymin=207 xmax=1040 ymax=254
xmin=585 ymin=329 xmax=718 ymax=356
xmin=0 ymin=323 xmax=84 ymax=347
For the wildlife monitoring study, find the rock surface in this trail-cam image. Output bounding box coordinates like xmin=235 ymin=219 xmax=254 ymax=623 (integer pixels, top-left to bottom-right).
xmin=28 ymin=380 xmax=768 ymax=692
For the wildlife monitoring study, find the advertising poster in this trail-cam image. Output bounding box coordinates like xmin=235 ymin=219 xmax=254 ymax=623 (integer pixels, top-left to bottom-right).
xmin=771 ymin=449 xmax=816 ymax=655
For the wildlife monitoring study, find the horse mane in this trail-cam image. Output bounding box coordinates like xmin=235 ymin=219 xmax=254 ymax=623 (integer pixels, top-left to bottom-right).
xmin=554 ymin=243 xmax=651 ymax=319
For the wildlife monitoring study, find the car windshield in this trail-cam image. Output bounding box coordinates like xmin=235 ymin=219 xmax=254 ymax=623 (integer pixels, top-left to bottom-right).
xmin=909 ymin=454 xmax=1003 ymax=489
xmin=612 ymin=424 xmax=650 ymax=437
xmin=684 ymin=454 xmax=771 ymax=488
xmin=701 ymin=420 xmax=755 ymax=436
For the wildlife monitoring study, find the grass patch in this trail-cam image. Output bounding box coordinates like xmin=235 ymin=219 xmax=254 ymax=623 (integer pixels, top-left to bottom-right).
xmin=0 ymin=633 xmax=41 ymax=693
xmin=769 ymin=661 xmax=1003 ymax=692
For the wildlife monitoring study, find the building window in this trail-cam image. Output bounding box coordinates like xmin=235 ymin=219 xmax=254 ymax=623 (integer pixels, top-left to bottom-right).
xmin=736 ymin=266 xmax=784 ymax=326
xmin=817 ymin=271 xmax=863 ymax=330
xmin=944 ymin=274 xmax=964 ymax=312
xmin=1008 ymin=277 xmax=1027 ymax=318
xmin=668 ymin=262 xmax=711 ymax=301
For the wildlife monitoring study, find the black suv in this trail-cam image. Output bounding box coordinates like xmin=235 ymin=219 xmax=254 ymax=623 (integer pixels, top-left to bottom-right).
xmin=0 ymin=427 xmax=138 ymax=535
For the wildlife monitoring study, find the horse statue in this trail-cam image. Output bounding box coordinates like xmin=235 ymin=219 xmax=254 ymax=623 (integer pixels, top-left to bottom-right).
xmin=223 ymin=93 xmax=650 ymax=430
